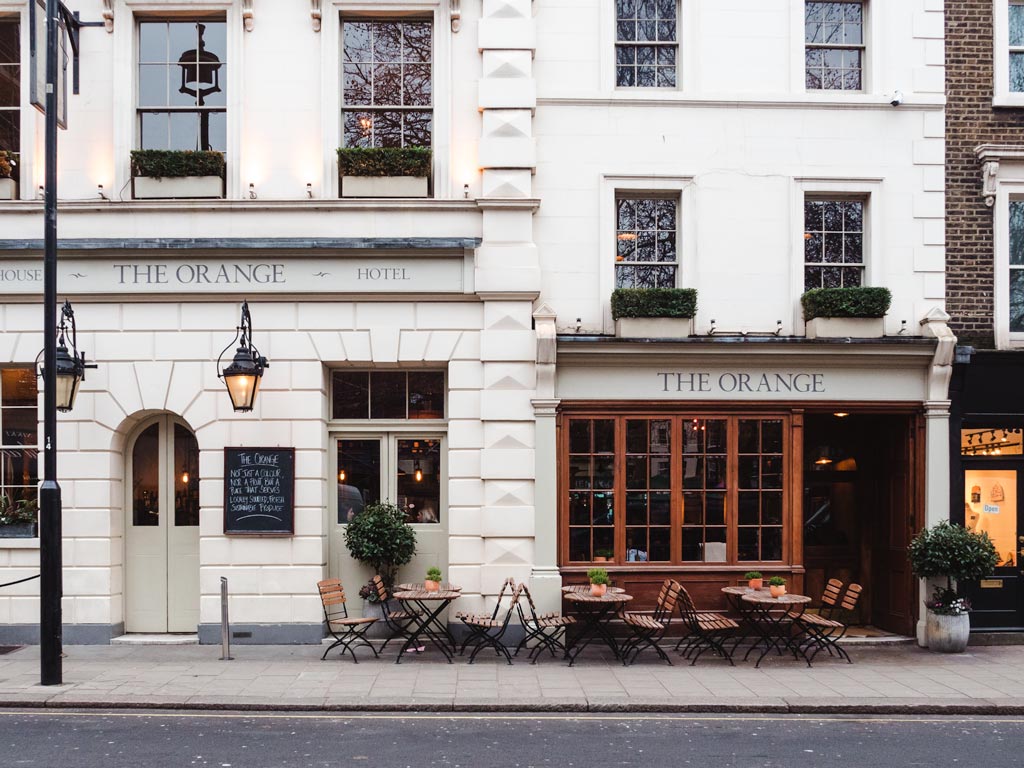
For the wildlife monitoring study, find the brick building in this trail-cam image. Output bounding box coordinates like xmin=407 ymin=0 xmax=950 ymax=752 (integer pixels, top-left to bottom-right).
xmin=946 ymin=0 xmax=1024 ymax=630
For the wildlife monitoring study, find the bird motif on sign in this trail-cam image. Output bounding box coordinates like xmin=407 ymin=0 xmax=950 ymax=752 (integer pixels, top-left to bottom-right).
xmin=313 ymin=272 xmax=330 ymax=277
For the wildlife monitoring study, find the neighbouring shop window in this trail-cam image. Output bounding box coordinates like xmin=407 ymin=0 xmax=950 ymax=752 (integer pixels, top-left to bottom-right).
xmin=332 ymin=371 xmax=444 ymax=420
xmin=963 ymin=468 xmax=1018 ymax=568
xmin=615 ymin=0 xmax=678 ymax=88
xmin=342 ymin=19 xmax=432 ymax=148
xmin=805 ymin=1 xmax=864 ymax=91
xmin=336 ymin=436 xmax=440 ymax=525
xmin=0 ymin=18 xmax=19 ymax=166
xmin=138 ymin=19 xmax=227 ymax=151
xmin=0 ymin=369 xmax=37 ymax=517
xmin=563 ymin=414 xmax=789 ymax=565
xmin=615 ymin=195 xmax=678 ymax=289
xmin=961 ymin=427 xmax=1024 ymax=457
xmin=804 ymin=198 xmax=864 ymax=290
xmin=1010 ymin=201 xmax=1024 ymax=331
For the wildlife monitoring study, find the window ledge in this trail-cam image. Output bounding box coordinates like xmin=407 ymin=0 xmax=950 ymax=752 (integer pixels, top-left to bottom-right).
xmin=538 ymin=92 xmax=944 ymax=110
xmin=993 ymin=95 xmax=1024 ymax=109
xmin=0 ymin=537 xmax=40 ymax=549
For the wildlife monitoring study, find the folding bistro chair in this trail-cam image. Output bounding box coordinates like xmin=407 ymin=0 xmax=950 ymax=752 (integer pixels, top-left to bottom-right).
xmin=514 ymin=583 xmax=576 ymax=663
xmin=317 ymin=579 xmax=378 ymax=662
xmin=457 ymin=577 xmax=514 ymax=657
xmin=620 ymin=578 xmax=683 ymax=666
xmin=458 ymin=582 xmax=523 ymax=664
xmin=371 ymin=574 xmax=421 ymax=653
xmin=793 ymin=583 xmax=863 ymax=663
xmin=674 ymin=584 xmax=739 ymax=665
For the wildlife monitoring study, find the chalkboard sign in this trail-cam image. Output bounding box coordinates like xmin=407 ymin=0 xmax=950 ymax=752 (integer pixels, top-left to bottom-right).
xmin=223 ymin=447 xmax=295 ymax=535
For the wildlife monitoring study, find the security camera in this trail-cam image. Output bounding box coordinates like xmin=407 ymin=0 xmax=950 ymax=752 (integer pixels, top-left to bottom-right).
xmin=890 ymin=90 xmax=903 ymax=107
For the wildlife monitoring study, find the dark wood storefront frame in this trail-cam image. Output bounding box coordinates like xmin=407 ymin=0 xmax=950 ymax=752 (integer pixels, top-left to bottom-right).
xmin=557 ymin=400 xmax=926 ymax=623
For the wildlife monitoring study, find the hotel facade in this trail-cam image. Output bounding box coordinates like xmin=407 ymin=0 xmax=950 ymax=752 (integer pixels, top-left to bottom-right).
xmin=0 ymin=0 xmax=952 ymax=646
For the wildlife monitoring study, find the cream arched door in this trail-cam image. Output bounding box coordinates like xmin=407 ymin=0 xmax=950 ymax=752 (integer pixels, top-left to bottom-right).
xmin=125 ymin=417 xmax=200 ymax=633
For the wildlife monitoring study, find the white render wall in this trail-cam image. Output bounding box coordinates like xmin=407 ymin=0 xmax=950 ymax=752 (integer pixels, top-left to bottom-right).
xmin=533 ymin=0 xmax=946 ymax=335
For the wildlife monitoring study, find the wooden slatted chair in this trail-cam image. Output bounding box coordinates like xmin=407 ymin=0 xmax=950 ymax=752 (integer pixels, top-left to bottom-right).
xmin=457 ymin=577 xmax=515 ymax=657
xmin=619 ymin=579 xmax=683 ymax=666
xmin=514 ymin=583 xmax=576 ymax=663
xmin=459 ymin=582 xmax=523 ymax=664
xmin=317 ymin=579 xmax=378 ymax=662
xmin=793 ymin=583 xmax=862 ymax=663
xmin=674 ymin=584 xmax=739 ymax=665
xmin=371 ymin=574 xmax=421 ymax=653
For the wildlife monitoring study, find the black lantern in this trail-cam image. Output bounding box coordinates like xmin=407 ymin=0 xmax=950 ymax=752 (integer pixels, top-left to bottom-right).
xmin=39 ymin=301 xmax=90 ymax=413
xmin=217 ymin=301 xmax=268 ymax=412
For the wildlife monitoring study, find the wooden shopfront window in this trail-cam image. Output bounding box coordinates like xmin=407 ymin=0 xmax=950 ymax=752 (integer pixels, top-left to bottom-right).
xmin=561 ymin=412 xmax=792 ymax=567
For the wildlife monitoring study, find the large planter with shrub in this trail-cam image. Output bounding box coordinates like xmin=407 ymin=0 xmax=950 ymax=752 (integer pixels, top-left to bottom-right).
xmin=0 ymin=151 xmax=16 ymax=200
xmin=130 ymin=150 xmax=226 ymax=199
xmin=0 ymin=496 xmax=38 ymax=538
xmin=801 ymin=287 xmax=891 ymax=339
xmin=909 ymin=521 xmax=999 ymax=653
xmin=612 ymin=288 xmax=698 ymax=338
xmin=337 ymin=147 xmax=431 ymax=198
xmin=344 ymin=501 xmax=417 ymax=590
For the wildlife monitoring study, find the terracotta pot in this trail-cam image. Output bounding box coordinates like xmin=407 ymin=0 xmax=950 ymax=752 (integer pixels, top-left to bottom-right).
xmin=748 ymin=578 xmax=763 ymax=590
xmin=593 ymin=556 xmax=608 ymax=563
xmin=590 ymin=583 xmax=607 ymax=597
xmin=769 ymin=585 xmax=786 ymax=598
xmin=424 ymin=579 xmax=440 ymax=592
xmin=926 ymin=611 xmax=970 ymax=653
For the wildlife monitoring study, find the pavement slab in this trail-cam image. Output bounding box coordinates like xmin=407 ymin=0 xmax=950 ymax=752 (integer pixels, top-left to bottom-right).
xmin=0 ymin=642 xmax=1022 ymax=713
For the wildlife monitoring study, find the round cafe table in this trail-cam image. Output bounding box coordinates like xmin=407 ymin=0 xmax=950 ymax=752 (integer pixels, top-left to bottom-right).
xmin=392 ymin=588 xmax=461 ymax=664
xmin=740 ymin=590 xmax=812 ymax=667
xmin=562 ymin=590 xmax=633 ymax=666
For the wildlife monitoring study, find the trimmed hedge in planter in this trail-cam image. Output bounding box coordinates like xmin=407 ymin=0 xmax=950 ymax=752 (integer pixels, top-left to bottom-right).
xmin=0 ymin=150 xmax=13 ymax=179
xmin=130 ymin=150 xmax=226 ymax=179
xmin=337 ymin=147 xmax=432 ymax=177
xmin=611 ymin=288 xmax=698 ymax=320
xmin=801 ymin=287 xmax=891 ymax=320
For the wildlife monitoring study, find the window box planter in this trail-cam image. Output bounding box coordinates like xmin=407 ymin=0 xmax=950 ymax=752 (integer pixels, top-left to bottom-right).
xmin=130 ymin=150 xmax=226 ymax=200
xmin=0 ymin=151 xmax=15 ymax=199
xmin=611 ymin=288 xmax=697 ymax=339
xmin=0 ymin=523 xmax=38 ymax=538
xmin=337 ymin=147 xmax=431 ymax=199
xmin=801 ymin=287 xmax=891 ymax=339
xmin=0 ymin=178 xmax=16 ymax=200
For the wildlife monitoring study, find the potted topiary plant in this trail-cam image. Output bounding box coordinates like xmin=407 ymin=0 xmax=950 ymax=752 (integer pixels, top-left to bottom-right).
xmin=425 ymin=566 xmax=442 ymax=592
xmin=611 ymin=287 xmax=698 ymax=338
xmin=130 ymin=150 xmax=226 ymax=199
xmin=909 ymin=521 xmax=998 ymax=653
xmin=343 ymin=500 xmax=417 ymax=592
xmin=745 ymin=571 xmax=763 ymax=590
xmin=588 ymin=567 xmax=610 ymax=597
xmin=0 ymin=495 xmax=38 ymax=538
xmin=801 ymin=286 xmax=891 ymax=339
xmin=337 ymin=146 xmax=432 ymax=198
xmin=0 ymin=151 xmax=17 ymax=200
xmin=768 ymin=575 xmax=787 ymax=598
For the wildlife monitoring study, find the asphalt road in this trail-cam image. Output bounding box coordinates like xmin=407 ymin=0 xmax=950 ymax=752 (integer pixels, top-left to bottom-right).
xmin=0 ymin=710 xmax=1020 ymax=767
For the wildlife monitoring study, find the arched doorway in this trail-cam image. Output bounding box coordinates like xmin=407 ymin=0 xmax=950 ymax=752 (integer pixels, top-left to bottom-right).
xmin=124 ymin=416 xmax=200 ymax=633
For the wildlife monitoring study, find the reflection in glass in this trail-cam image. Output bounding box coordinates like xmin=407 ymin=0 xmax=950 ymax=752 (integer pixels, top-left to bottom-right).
xmin=132 ymin=424 xmax=160 ymax=527
xmin=332 ymin=371 xmax=369 ymax=419
xmin=397 ymin=439 xmax=440 ymax=524
xmin=174 ymin=424 xmax=200 ymax=526
xmin=370 ymin=372 xmax=406 ymax=418
xmin=337 ymin=439 xmax=380 ymax=523
xmin=408 ymin=372 xmax=444 ymax=418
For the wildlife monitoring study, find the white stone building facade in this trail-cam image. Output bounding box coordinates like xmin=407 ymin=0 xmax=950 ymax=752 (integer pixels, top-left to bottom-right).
xmin=0 ymin=0 xmax=951 ymax=645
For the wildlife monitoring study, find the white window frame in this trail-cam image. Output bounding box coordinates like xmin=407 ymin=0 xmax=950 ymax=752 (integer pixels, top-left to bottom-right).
xmin=600 ymin=174 xmax=694 ymax=334
xmin=995 ymin=183 xmax=1024 ymax=347
xmin=322 ymin=0 xmax=451 ymax=199
xmin=789 ymin=0 xmax=876 ymax=97
xmin=600 ymin=0 xmax=694 ymax=93
xmin=995 ymin=0 xmax=1024 ymax=106
xmin=791 ymin=177 xmax=883 ymax=333
xmin=802 ymin=0 xmax=866 ymax=93
xmin=0 ymin=4 xmax=31 ymax=199
xmin=114 ymin=2 xmax=241 ymax=198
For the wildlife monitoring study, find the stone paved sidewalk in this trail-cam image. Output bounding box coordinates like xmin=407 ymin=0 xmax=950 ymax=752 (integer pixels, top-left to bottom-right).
xmin=1 ymin=642 xmax=1023 ymax=714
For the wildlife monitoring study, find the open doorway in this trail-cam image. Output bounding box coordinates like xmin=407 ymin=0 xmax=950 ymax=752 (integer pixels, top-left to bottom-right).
xmin=802 ymin=412 xmax=920 ymax=636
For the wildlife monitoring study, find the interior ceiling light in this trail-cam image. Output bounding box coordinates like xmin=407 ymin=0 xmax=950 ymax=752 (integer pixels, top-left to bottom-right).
xmin=833 ymin=412 xmax=849 ymax=418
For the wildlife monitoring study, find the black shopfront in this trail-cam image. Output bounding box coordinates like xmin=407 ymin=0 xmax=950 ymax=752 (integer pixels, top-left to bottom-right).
xmin=949 ymin=349 xmax=1024 ymax=631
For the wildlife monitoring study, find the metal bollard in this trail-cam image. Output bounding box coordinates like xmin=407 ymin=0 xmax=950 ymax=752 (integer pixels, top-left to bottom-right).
xmin=220 ymin=576 xmax=233 ymax=661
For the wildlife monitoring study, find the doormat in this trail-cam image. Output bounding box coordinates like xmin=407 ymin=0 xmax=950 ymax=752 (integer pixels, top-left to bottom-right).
xmin=0 ymin=646 xmax=23 ymax=655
